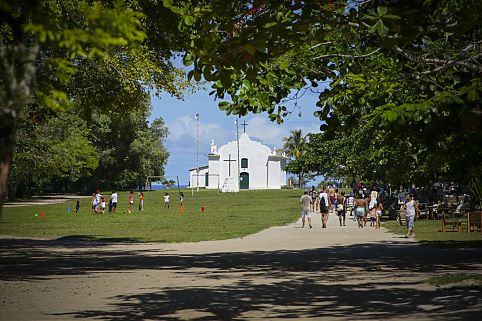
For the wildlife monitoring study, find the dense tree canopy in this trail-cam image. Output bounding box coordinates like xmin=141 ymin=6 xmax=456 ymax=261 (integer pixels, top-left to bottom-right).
xmin=167 ymin=0 xmax=482 ymax=186
xmin=0 ymin=0 xmax=190 ymax=205
xmin=1 ymin=0 xmax=481 ymax=205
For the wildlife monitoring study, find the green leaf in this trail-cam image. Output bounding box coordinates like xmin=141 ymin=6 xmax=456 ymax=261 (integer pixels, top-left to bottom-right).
xmin=377 ymin=6 xmax=388 ymax=16
xmin=183 ymin=54 xmax=193 ymax=66
xmin=184 ymin=15 xmax=195 ymax=26
xmin=163 ymin=0 xmax=173 ymax=8
xmin=218 ymin=101 xmax=230 ymax=109
xmin=220 ymin=73 xmax=232 ymax=88
xmin=171 ymin=6 xmax=183 ymax=14
xmin=193 ymin=70 xmax=201 ymax=81
xmin=384 ymin=14 xmax=400 ymax=20
xmin=264 ymin=21 xmax=278 ymax=28
xmin=369 ymin=20 xmax=389 ymax=37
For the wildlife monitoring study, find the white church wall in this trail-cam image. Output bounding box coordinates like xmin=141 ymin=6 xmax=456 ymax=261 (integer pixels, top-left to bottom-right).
xmin=206 ymin=155 xmax=220 ymax=189
xmin=218 ymin=134 xmax=273 ymax=189
xmin=189 ymin=166 xmax=209 ymax=188
xmin=280 ymin=170 xmax=287 ymax=187
xmin=267 ymin=157 xmax=285 ymax=189
xmin=201 ymin=133 xmax=288 ymax=191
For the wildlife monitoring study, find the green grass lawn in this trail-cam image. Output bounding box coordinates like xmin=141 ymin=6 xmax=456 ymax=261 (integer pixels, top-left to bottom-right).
xmin=0 ymin=189 xmax=301 ymax=242
xmin=383 ymin=219 xmax=482 ymax=246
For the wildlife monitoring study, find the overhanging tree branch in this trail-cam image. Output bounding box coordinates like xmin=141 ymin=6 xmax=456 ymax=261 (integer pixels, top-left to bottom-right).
xmin=314 ymin=48 xmax=381 ymax=60
xmin=394 ymin=46 xmax=482 ymax=74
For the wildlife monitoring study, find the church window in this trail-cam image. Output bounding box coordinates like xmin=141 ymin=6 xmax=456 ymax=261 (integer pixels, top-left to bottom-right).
xmin=241 ymin=158 xmax=248 ymax=169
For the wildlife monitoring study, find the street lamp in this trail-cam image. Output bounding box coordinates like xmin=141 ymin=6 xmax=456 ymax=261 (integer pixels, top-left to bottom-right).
xmin=235 ymin=119 xmax=240 ymax=191
xmin=196 ymin=113 xmax=199 ymax=192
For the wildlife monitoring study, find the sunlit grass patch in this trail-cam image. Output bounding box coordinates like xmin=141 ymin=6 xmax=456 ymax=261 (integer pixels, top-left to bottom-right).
xmin=0 ymin=189 xmax=301 ymax=242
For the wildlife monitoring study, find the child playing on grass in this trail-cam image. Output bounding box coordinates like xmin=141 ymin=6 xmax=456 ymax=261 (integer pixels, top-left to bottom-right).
xmin=128 ymin=191 xmax=134 ymax=213
xmin=164 ymin=192 xmax=170 ymax=210
xmin=100 ymin=195 xmax=106 ymax=214
xmin=75 ymin=199 xmax=80 ymax=213
xmin=179 ymin=192 xmax=184 ymax=214
xmin=138 ymin=192 xmax=145 ymax=211
xmin=91 ymin=193 xmax=97 ymax=213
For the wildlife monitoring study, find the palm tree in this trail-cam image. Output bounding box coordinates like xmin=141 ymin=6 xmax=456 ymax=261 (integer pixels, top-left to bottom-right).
xmin=282 ymin=129 xmax=307 ymax=188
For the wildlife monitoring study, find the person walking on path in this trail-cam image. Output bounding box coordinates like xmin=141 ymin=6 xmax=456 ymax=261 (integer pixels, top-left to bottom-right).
xmin=368 ymin=187 xmax=378 ymax=226
xmin=375 ymin=199 xmax=383 ymax=229
xmin=369 ymin=188 xmax=378 ymax=210
xmin=111 ymin=191 xmax=118 ymax=213
xmin=337 ymin=191 xmax=346 ymax=226
xmin=300 ymin=190 xmax=313 ymax=228
xmin=404 ymin=193 xmax=420 ymax=238
xmin=319 ymin=187 xmax=330 ymax=228
xmin=328 ymin=186 xmax=336 ymax=215
xmin=164 ymin=192 xmax=170 ymax=210
xmin=128 ymin=191 xmax=135 ymax=213
xmin=347 ymin=192 xmax=355 ymax=218
xmin=355 ymin=193 xmax=368 ymax=228
xmin=309 ymin=186 xmax=318 ymax=212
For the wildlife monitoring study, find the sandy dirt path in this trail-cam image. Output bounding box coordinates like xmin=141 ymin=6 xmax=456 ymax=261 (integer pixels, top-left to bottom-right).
xmin=1 ymin=212 xmax=481 ymax=320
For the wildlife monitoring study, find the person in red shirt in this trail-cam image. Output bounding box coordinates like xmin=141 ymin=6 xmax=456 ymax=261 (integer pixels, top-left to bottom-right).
xmin=138 ymin=192 xmax=145 ymax=211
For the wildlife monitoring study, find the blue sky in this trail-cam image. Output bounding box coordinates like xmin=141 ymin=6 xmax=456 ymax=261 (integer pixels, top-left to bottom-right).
xmin=149 ymin=86 xmax=323 ymax=185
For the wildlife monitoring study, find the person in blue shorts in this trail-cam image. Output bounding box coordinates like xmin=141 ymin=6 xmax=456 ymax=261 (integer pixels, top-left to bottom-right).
xmin=355 ymin=192 xmax=368 ymax=228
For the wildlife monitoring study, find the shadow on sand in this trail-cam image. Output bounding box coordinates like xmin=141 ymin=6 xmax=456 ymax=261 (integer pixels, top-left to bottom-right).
xmin=1 ymin=237 xmax=481 ymax=320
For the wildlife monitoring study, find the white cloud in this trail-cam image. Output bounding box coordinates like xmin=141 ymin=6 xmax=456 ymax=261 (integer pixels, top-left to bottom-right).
xmin=166 ymin=116 xmax=230 ymax=144
xmin=246 ymin=115 xmax=289 ymax=147
xmin=293 ymin=123 xmax=321 ymax=136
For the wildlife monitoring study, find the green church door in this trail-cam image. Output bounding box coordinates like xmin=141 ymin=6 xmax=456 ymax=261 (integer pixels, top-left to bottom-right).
xmin=240 ymin=172 xmax=249 ymax=189
xmin=205 ymin=172 xmax=209 ymax=187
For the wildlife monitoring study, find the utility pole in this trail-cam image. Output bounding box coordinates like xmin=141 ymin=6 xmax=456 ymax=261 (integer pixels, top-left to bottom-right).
xmin=196 ymin=113 xmax=199 ymax=192
xmin=235 ymin=118 xmax=240 ymax=191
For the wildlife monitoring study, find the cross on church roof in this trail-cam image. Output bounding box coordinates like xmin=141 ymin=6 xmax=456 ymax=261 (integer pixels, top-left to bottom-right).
xmin=241 ymin=120 xmax=248 ymax=133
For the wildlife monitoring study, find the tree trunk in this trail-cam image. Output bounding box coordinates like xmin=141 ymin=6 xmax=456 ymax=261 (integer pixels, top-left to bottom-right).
xmin=0 ymin=40 xmax=39 ymax=214
xmin=0 ymin=112 xmax=16 ymax=214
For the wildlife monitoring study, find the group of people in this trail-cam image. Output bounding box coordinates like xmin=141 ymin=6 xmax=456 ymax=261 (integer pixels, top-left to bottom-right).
xmin=163 ymin=191 xmax=184 ymax=213
xmin=300 ymin=185 xmax=352 ymax=229
xmin=89 ymin=191 xmax=119 ymax=214
xmin=79 ymin=190 xmax=185 ymax=214
xmin=300 ymin=185 xmax=420 ymax=237
xmin=87 ymin=190 xmax=144 ymax=214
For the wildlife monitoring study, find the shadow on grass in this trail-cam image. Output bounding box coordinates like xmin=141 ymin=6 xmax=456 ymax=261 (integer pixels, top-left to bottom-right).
xmin=57 ymin=235 xmax=143 ymax=243
xmin=419 ymin=239 xmax=482 ymax=248
xmin=1 ymin=239 xmax=482 ymax=320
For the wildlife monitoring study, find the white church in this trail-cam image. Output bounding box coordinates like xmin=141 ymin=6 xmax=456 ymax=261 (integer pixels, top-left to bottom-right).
xmin=189 ymin=132 xmax=288 ymax=191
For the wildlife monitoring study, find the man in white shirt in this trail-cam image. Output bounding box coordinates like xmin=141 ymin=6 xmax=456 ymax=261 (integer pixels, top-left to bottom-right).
xmin=111 ymin=191 xmax=118 ymax=213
